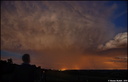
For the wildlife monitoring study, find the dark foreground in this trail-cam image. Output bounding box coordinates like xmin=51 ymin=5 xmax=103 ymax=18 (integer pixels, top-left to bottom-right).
xmin=0 ymin=60 xmax=127 ymax=82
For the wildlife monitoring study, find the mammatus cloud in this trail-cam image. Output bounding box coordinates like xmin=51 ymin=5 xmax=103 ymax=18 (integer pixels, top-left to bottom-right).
xmin=98 ymin=32 xmax=127 ymax=50
xmin=1 ymin=1 xmax=117 ymax=52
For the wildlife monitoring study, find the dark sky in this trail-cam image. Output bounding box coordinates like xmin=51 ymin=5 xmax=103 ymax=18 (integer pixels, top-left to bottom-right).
xmin=1 ymin=1 xmax=127 ymax=70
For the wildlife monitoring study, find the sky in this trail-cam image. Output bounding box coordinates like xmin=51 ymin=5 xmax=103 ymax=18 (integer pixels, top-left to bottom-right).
xmin=1 ymin=1 xmax=127 ymax=70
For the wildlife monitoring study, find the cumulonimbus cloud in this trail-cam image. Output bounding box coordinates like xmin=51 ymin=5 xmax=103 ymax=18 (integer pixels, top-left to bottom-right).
xmin=1 ymin=1 xmax=117 ymax=52
xmin=1 ymin=1 xmax=127 ymax=69
xmin=98 ymin=32 xmax=127 ymax=50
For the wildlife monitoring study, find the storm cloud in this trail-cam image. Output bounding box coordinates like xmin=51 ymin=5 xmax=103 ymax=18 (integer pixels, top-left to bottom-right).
xmin=1 ymin=1 xmax=127 ymax=69
xmin=99 ymin=32 xmax=127 ymax=50
xmin=1 ymin=1 xmax=116 ymax=52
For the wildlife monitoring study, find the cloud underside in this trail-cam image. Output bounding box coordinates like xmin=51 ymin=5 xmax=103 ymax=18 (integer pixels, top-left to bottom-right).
xmin=1 ymin=1 xmax=117 ymax=51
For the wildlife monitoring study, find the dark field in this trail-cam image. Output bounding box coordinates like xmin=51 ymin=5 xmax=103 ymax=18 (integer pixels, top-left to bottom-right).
xmin=0 ymin=60 xmax=127 ymax=82
xmin=44 ymin=70 xmax=127 ymax=82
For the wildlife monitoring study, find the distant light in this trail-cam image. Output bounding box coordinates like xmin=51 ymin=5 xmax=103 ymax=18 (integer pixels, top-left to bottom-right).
xmin=60 ymin=68 xmax=66 ymax=71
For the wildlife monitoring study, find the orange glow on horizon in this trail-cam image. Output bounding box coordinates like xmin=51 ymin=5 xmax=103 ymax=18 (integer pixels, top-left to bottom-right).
xmin=2 ymin=49 xmax=127 ymax=70
xmin=60 ymin=68 xmax=67 ymax=71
